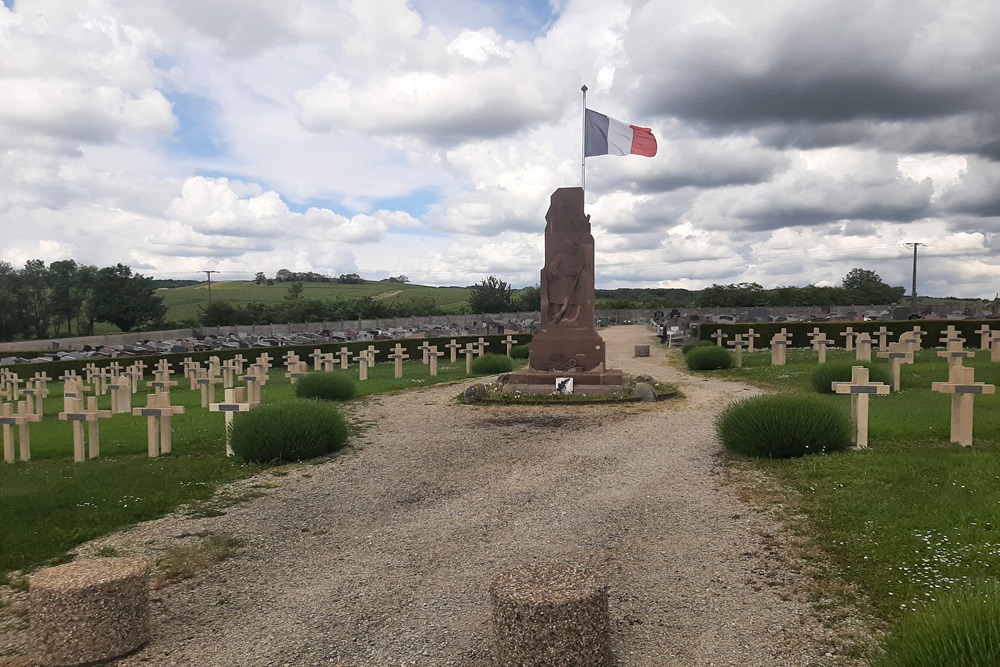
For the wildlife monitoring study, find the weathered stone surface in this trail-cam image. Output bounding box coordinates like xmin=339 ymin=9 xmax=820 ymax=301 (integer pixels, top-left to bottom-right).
xmin=529 ymin=188 xmax=606 ymax=374
xmin=634 ymin=345 xmax=650 ymax=358
xmin=490 ymin=561 xmax=612 ymax=667
xmin=30 ymin=558 xmax=150 ymax=666
xmin=633 ymin=382 xmax=657 ymax=402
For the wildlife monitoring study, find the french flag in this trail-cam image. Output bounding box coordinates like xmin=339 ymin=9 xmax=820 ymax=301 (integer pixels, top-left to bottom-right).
xmin=584 ymin=109 xmax=657 ymax=158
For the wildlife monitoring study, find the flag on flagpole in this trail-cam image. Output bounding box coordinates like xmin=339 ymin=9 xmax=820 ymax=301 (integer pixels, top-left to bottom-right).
xmin=584 ymin=109 xmax=657 ymax=158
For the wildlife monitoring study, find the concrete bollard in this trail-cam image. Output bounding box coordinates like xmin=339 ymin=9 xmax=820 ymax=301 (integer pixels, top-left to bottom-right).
xmin=30 ymin=558 xmax=150 ymax=666
xmin=489 ymin=561 xmax=612 ymax=667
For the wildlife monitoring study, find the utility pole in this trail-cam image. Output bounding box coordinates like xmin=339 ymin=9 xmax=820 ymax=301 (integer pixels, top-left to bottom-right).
xmin=903 ymin=243 xmax=926 ymax=314
xmin=202 ymin=270 xmax=217 ymax=304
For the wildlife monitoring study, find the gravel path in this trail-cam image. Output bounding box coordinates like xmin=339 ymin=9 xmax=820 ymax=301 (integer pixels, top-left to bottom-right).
xmin=11 ymin=326 xmax=871 ymax=666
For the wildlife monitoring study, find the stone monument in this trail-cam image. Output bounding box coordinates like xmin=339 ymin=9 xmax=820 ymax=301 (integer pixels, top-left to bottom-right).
xmin=506 ymin=187 xmax=622 ymax=393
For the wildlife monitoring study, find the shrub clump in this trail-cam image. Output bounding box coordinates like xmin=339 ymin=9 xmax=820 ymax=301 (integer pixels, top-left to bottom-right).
xmin=681 ymin=340 xmax=715 ymax=354
xmin=715 ymin=394 xmax=851 ymax=458
xmin=810 ymin=362 xmax=891 ymax=394
xmin=685 ymin=345 xmax=733 ymax=370
xmin=230 ymin=400 xmax=349 ymax=464
xmin=294 ymin=372 xmax=356 ymax=401
xmin=471 ymin=353 xmax=514 ymax=374
xmin=874 ymin=580 xmax=1000 ymax=667
xmin=510 ymin=344 xmax=530 ymax=359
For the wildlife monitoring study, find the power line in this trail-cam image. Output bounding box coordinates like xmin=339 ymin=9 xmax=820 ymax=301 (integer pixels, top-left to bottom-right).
xmin=202 ymin=270 xmax=217 ymax=303
xmin=903 ymin=242 xmax=927 ymax=312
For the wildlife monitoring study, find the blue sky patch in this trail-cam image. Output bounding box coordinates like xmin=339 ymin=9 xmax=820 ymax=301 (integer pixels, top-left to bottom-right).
xmin=163 ymin=92 xmax=227 ymax=159
xmin=2 ymin=0 xmax=15 ymax=9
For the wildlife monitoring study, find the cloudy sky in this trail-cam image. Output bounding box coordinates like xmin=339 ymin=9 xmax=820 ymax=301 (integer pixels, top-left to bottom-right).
xmin=2 ymin=0 xmax=999 ymax=298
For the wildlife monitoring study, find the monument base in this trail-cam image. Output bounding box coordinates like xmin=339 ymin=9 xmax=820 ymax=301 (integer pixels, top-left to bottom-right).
xmin=502 ymin=369 xmax=624 ymax=395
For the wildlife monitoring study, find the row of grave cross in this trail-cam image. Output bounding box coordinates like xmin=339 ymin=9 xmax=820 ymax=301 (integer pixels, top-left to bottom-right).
xmin=1 ymin=336 xmax=520 ymax=464
xmin=712 ymin=324 xmax=998 ymax=448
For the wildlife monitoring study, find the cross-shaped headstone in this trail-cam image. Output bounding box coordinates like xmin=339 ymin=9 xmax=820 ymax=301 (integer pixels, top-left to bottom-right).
xmin=319 ymin=353 xmax=337 ymax=373
xmin=221 ymin=358 xmax=239 ymax=388
xmin=337 ymin=347 xmax=351 ymax=369
xmin=285 ymin=360 xmax=309 ymax=384
xmin=770 ymin=333 xmax=788 ymax=366
xmin=182 ymin=358 xmax=201 ymax=389
xmin=238 ymin=367 xmax=268 ymax=406
xmin=148 ymin=370 xmax=178 ymax=394
xmin=992 ymin=332 xmax=1000 ymax=363
xmin=195 ymin=369 xmax=224 ymax=408
xmin=939 ymin=325 xmax=965 ymax=348
xmin=32 ymin=371 xmax=52 ymax=398
xmin=873 ymin=326 xmax=891 ymax=352
xmin=92 ymin=367 xmax=112 ymax=396
xmin=282 ymin=351 xmax=300 ymax=369
xmin=365 ymin=345 xmax=378 ymax=366
xmin=207 ymin=356 xmax=221 ymax=376
xmin=232 ymin=354 xmax=247 ymax=375
xmin=20 ymin=379 xmax=45 ymax=418
xmin=107 ymin=361 xmax=122 ymax=377
xmin=210 ymin=387 xmax=255 ymax=457
xmin=931 ymin=365 xmax=996 ymax=446
xmin=854 ymin=332 xmax=873 ymax=362
xmin=727 ymin=334 xmax=746 ymax=368
xmin=256 ymin=353 xmax=273 ymax=371
xmin=778 ymin=327 xmax=794 ymax=343
xmin=908 ymin=326 xmax=925 ymax=349
xmin=461 ymin=344 xmax=477 ymax=374
xmin=474 ymin=337 xmax=489 ymax=357
xmin=1 ymin=372 xmax=22 ymax=401
xmin=445 ymin=339 xmax=462 ymax=363
xmin=832 ymin=366 xmax=889 ymax=448
xmin=59 ymin=396 xmax=112 ymax=463
xmin=898 ymin=331 xmax=921 ymax=360
xmin=810 ymin=331 xmax=832 ymax=363
xmin=711 ymin=329 xmax=727 ymax=347
xmin=133 ymin=391 xmax=186 ymax=458
xmin=840 ymin=326 xmax=856 ymax=351
xmin=124 ymin=363 xmax=144 ymax=394
xmin=130 ymin=359 xmax=148 ymax=380
xmin=502 ymin=335 xmax=516 ymax=356
xmin=417 ymin=341 xmax=432 ymax=365
xmin=109 ymin=375 xmax=133 ymax=415
xmin=389 ymin=343 xmax=410 ymax=379
xmin=878 ymin=342 xmax=913 ymax=392
xmin=310 ymin=348 xmax=325 ymax=371
xmin=976 ymin=324 xmax=993 ymax=351
xmin=745 ymin=328 xmax=760 ymax=352
xmin=429 ymin=346 xmax=444 ymax=377
xmin=937 ymin=340 xmax=974 ymax=368
xmin=83 ymin=363 xmax=98 ymax=384
xmin=1 ymin=400 xmax=41 ymax=463
xmin=154 ymin=358 xmax=173 ymax=376
xmin=353 ymin=352 xmax=370 ymax=381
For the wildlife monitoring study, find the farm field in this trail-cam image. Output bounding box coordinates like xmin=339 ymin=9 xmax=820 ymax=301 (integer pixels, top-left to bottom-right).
xmin=159 ymin=280 xmax=474 ymax=324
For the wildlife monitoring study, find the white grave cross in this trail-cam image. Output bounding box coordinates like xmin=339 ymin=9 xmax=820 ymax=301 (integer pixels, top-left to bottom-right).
xmin=931 ymin=365 xmax=996 ymax=446
xmin=832 ymin=366 xmax=889 ymax=448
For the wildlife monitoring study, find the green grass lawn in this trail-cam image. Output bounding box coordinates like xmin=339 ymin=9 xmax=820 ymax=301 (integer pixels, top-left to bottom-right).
xmin=159 ymin=281 xmax=474 ymax=323
xmin=0 ymin=356 xmax=506 ymax=577
xmin=709 ymin=347 xmax=1000 ymax=631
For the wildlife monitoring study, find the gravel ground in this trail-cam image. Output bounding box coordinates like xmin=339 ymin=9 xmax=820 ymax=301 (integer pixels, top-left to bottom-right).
xmin=2 ymin=326 xmax=873 ymax=666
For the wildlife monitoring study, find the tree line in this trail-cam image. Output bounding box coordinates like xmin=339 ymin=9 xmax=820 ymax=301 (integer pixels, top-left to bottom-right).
xmin=0 ymin=260 xmax=166 ymax=341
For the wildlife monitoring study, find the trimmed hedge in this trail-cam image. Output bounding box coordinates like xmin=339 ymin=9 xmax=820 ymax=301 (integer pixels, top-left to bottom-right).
xmin=715 ymin=394 xmax=852 ymax=458
xmin=810 ymin=362 xmax=891 ymax=394
xmin=685 ymin=345 xmax=733 ymax=370
xmin=874 ymin=580 xmax=1000 ymax=667
xmin=230 ymin=400 xmax=349 ymax=463
xmin=471 ymin=353 xmax=514 ymax=374
xmin=510 ymin=344 xmax=530 ymax=359
xmin=696 ymin=319 xmax=1000 ymax=349
xmin=295 ymin=372 xmax=356 ymax=401
xmin=681 ymin=340 xmax=715 ymax=354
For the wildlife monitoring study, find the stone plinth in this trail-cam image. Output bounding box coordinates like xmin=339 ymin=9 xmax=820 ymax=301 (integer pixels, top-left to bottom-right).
xmin=30 ymin=558 xmax=150 ymax=666
xmin=634 ymin=345 xmax=650 ymax=357
xmin=504 ymin=369 xmax=624 ymax=395
xmin=490 ymin=562 xmax=612 ymax=667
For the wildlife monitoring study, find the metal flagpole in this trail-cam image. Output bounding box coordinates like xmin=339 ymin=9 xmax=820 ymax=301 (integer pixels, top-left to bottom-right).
xmin=581 ymin=85 xmax=588 ymax=192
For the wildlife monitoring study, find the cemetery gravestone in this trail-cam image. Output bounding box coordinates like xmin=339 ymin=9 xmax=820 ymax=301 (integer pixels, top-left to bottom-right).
xmin=931 ymin=365 xmax=996 ymax=446
xmin=389 ymin=343 xmax=410 ymax=379
xmin=879 ymin=342 xmax=913 ymax=392
xmin=1 ymin=400 xmax=40 ymax=463
xmin=840 ymin=327 xmax=856 ymax=351
xmin=727 ymin=334 xmax=746 ymax=368
xmin=976 ymin=325 xmax=993 ymax=351
xmin=503 ymin=335 xmax=516 ymax=356
xmin=446 ymin=340 xmax=462 ymax=363
xmin=417 ymin=341 xmax=432 ymax=365
xmin=210 ymin=387 xmax=254 ymax=457
xmin=810 ymin=331 xmax=832 ymax=364
xmin=284 ymin=361 xmax=308 ymax=384
xmin=109 ymin=376 xmax=133 ymax=415
xmin=770 ymin=333 xmax=788 ymax=366
xmin=353 ymin=353 xmax=370 ymax=381
xmin=711 ymin=329 xmax=726 ymax=347
xmin=58 ymin=397 xmax=112 ymax=463
xmin=855 ymin=332 xmax=873 ymax=362
xmin=338 ymin=347 xmax=351 ymax=370
xmin=745 ymin=328 xmax=760 ymax=352
xmin=937 ymin=340 xmax=974 ymax=368
xmin=462 ymin=344 xmax=477 ymax=374
xmin=429 ymin=346 xmax=444 ymax=377
xmin=874 ymin=326 xmax=891 ymax=352
xmin=132 ymin=392 xmax=185 ymax=458
xmin=832 ymin=366 xmax=889 ymax=448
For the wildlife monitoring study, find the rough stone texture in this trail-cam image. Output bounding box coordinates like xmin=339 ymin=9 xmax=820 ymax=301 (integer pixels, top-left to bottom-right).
xmin=490 ymin=561 xmax=612 ymax=667
xmin=633 ymin=382 xmax=657 ymax=402
xmin=634 ymin=345 xmax=650 ymax=358
xmin=29 ymin=558 xmax=149 ymax=666
xmin=528 ymin=187 xmax=606 ymax=374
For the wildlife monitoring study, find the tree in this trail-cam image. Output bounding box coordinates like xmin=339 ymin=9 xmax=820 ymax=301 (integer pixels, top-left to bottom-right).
xmin=0 ymin=261 xmax=24 ymax=341
xmin=468 ymin=276 xmax=513 ymax=313
xmin=840 ymin=268 xmax=906 ymax=305
xmin=254 ymin=272 xmax=267 ymax=285
xmin=285 ymin=282 xmax=304 ymax=301
xmin=338 ymin=273 xmax=362 ymax=284
xmin=512 ymin=285 xmax=541 ymax=312
xmin=201 ymin=301 xmax=241 ymax=327
xmin=275 ymin=268 xmax=293 ymax=282
xmin=91 ymin=264 xmax=167 ymax=332
xmin=48 ymin=259 xmax=81 ymax=335
xmin=20 ymin=259 xmax=51 ymax=338
xmin=696 ymin=282 xmax=766 ymax=307
xmin=387 ymin=275 xmax=409 ymax=283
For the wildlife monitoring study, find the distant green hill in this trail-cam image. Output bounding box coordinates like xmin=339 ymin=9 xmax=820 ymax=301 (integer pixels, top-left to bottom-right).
xmin=160 ymin=280 xmax=474 ymax=324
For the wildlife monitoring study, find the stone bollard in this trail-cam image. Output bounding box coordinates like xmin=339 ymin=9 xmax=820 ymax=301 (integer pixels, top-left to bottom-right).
xmin=30 ymin=558 xmax=150 ymax=666
xmin=489 ymin=561 xmax=612 ymax=667
xmin=633 ymin=345 xmax=650 ymax=358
